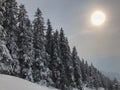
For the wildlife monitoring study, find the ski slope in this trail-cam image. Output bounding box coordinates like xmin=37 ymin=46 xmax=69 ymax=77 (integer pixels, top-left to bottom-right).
xmin=0 ymin=74 xmax=58 ymax=90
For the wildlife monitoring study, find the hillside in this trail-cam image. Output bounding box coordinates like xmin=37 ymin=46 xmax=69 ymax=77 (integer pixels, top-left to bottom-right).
xmin=0 ymin=74 xmax=105 ymax=90
xmin=0 ymin=74 xmax=58 ymax=90
xmin=0 ymin=0 xmax=119 ymax=90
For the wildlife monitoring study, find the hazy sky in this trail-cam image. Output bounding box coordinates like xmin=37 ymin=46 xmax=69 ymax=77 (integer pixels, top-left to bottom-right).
xmin=17 ymin=0 xmax=120 ymax=73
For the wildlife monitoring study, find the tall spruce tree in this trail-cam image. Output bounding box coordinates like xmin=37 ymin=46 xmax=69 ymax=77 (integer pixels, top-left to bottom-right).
xmin=72 ymin=46 xmax=83 ymax=90
xmin=46 ymin=19 xmax=53 ymax=58
xmin=32 ymin=8 xmax=53 ymax=86
xmin=59 ymin=28 xmax=74 ymax=89
xmin=0 ymin=0 xmax=5 ymax=26
xmin=87 ymin=63 xmax=95 ymax=88
xmin=17 ymin=4 xmax=33 ymax=81
xmin=1 ymin=0 xmax=20 ymax=75
xmin=3 ymin=0 xmax=18 ymax=62
xmin=0 ymin=0 xmax=14 ymax=75
xmin=81 ymin=59 xmax=87 ymax=82
xmin=51 ymin=30 xmax=64 ymax=88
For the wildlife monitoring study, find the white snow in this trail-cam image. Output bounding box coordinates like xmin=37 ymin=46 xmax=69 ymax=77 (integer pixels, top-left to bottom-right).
xmin=0 ymin=41 xmax=13 ymax=60
xmin=83 ymin=86 xmax=105 ymax=90
xmin=0 ymin=74 xmax=106 ymax=90
xmin=0 ymin=74 xmax=58 ymax=90
xmin=73 ymin=87 xmax=105 ymax=90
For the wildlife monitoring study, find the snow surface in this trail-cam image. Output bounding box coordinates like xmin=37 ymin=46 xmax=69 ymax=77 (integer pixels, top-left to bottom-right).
xmin=83 ymin=87 xmax=105 ymax=90
xmin=73 ymin=87 xmax=105 ymax=90
xmin=0 ymin=74 xmax=105 ymax=90
xmin=0 ymin=74 xmax=58 ymax=90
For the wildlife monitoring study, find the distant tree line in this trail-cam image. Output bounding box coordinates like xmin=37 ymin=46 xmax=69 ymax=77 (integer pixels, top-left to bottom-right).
xmin=0 ymin=0 xmax=119 ymax=90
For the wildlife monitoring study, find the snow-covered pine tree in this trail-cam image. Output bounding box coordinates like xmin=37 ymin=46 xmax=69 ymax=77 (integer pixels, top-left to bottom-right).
xmin=50 ymin=30 xmax=64 ymax=88
xmin=112 ymin=78 xmax=120 ymax=90
xmin=86 ymin=63 xmax=113 ymax=90
xmin=105 ymin=77 xmax=113 ymax=90
xmin=87 ymin=63 xmax=95 ymax=88
xmin=0 ymin=0 xmax=5 ymax=26
xmin=80 ymin=59 xmax=89 ymax=83
xmin=0 ymin=0 xmax=16 ymax=75
xmin=96 ymin=70 xmax=103 ymax=87
xmin=59 ymin=28 xmax=74 ymax=89
xmin=72 ymin=46 xmax=83 ymax=90
xmin=17 ymin=4 xmax=33 ymax=81
xmin=93 ymin=68 xmax=100 ymax=89
xmin=84 ymin=61 xmax=89 ymax=81
xmin=32 ymin=8 xmax=53 ymax=86
xmin=0 ymin=26 xmax=13 ymax=75
xmin=46 ymin=19 xmax=53 ymax=59
xmin=3 ymin=0 xmax=20 ymax=76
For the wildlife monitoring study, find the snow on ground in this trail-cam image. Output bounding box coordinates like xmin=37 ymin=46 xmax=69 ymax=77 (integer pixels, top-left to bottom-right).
xmin=0 ymin=74 xmax=58 ymax=90
xmin=0 ymin=74 xmax=106 ymax=90
xmin=83 ymin=87 xmax=105 ymax=90
xmin=73 ymin=87 xmax=105 ymax=90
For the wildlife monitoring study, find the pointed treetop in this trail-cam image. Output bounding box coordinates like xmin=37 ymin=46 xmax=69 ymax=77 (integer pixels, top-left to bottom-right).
xmin=85 ymin=60 xmax=88 ymax=65
xmin=60 ymin=27 xmax=63 ymax=32
xmin=82 ymin=58 xmax=84 ymax=63
xmin=55 ymin=30 xmax=59 ymax=34
xmin=19 ymin=4 xmax=27 ymax=17
xmin=72 ymin=46 xmax=77 ymax=56
xmin=35 ymin=8 xmax=42 ymax=17
xmin=54 ymin=30 xmax=59 ymax=36
xmin=47 ymin=19 xmax=52 ymax=30
xmin=60 ymin=28 xmax=65 ymax=37
xmin=91 ymin=62 xmax=93 ymax=67
xmin=47 ymin=19 xmax=50 ymax=25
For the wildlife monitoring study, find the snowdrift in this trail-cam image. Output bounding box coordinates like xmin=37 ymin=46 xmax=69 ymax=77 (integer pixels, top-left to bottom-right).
xmin=0 ymin=74 xmax=58 ymax=90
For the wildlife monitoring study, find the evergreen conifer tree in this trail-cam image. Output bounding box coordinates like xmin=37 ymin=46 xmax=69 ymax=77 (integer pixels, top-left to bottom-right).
xmin=59 ymin=28 xmax=74 ymax=89
xmin=72 ymin=46 xmax=83 ymax=90
xmin=50 ymin=30 xmax=64 ymax=88
xmin=17 ymin=4 xmax=33 ymax=81
xmin=32 ymin=8 xmax=53 ymax=86
xmin=0 ymin=0 xmax=20 ymax=76
xmin=46 ymin=19 xmax=53 ymax=58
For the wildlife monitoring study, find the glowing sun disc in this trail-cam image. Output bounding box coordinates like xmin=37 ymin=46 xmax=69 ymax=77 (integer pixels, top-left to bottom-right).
xmin=91 ymin=10 xmax=106 ymax=26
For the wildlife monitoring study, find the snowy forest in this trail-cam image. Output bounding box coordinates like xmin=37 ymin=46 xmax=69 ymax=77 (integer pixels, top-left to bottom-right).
xmin=0 ymin=0 xmax=119 ymax=90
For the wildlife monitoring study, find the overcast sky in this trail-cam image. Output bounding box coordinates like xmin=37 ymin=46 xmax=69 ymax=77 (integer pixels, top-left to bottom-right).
xmin=17 ymin=0 xmax=120 ymax=73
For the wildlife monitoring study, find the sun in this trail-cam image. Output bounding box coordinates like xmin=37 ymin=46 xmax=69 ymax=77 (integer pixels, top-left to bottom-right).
xmin=91 ymin=10 xmax=106 ymax=26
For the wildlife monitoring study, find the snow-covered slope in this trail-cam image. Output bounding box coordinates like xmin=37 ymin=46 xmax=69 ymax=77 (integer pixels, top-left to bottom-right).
xmin=0 ymin=74 xmax=58 ymax=90
xmin=0 ymin=74 xmax=106 ymax=90
xmin=73 ymin=87 xmax=105 ymax=90
xmin=83 ymin=87 xmax=104 ymax=90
